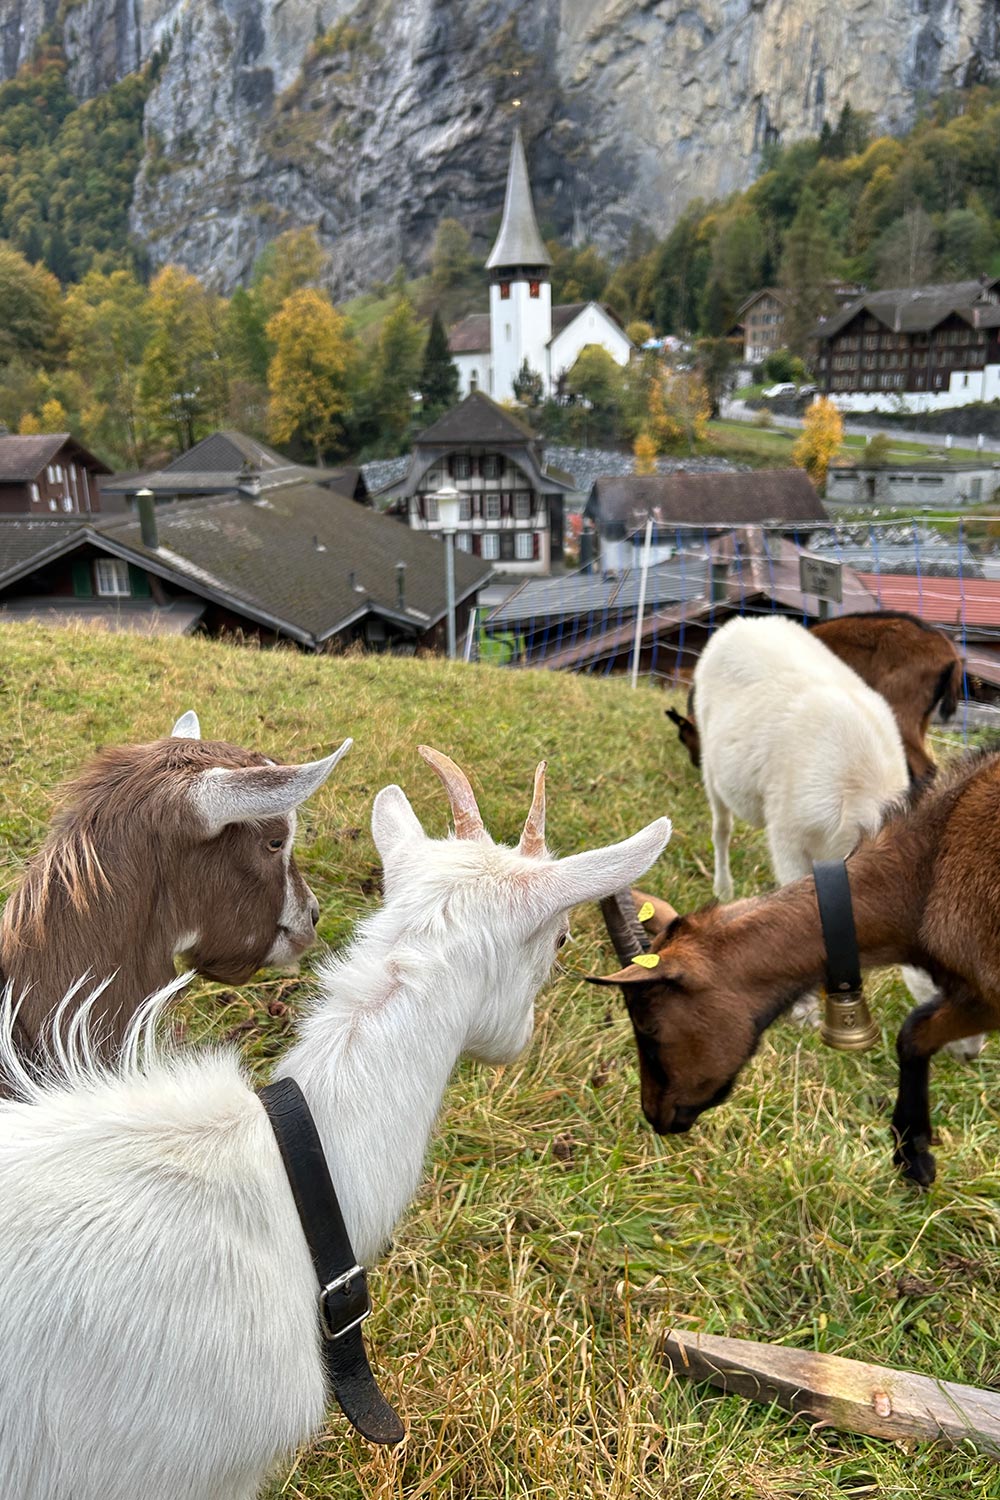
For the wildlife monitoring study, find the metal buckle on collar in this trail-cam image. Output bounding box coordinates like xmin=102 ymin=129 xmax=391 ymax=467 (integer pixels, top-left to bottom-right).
xmin=320 ymin=1264 xmax=372 ymax=1341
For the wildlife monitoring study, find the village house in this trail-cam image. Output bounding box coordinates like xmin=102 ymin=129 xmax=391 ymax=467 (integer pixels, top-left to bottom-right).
xmin=814 ymin=278 xmax=1000 ymax=412
xmin=0 ymin=433 xmax=110 ymax=515
xmin=447 ymin=128 xmax=632 ymax=402
xmin=826 ymin=460 xmax=1000 ymax=509
xmin=101 ymin=430 xmax=368 ymax=511
xmin=734 ymin=290 xmax=788 ymax=365
xmin=375 ymin=391 xmax=576 ymax=575
xmin=583 ymin=469 xmax=827 ymax=573
xmin=0 ymin=482 xmax=490 ymax=652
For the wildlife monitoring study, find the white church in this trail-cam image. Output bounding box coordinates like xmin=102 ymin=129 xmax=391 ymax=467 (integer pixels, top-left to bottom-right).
xmin=448 ymin=127 xmax=633 ymax=402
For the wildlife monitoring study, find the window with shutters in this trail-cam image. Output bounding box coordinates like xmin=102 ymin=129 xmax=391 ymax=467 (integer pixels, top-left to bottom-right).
xmin=515 ymin=531 xmax=534 ymax=560
xmin=485 ymin=494 xmax=501 ymax=521
xmin=453 ymin=456 xmax=471 ymax=479
xmin=514 ymin=492 xmax=532 ymax=519
xmin=481 ymin=455 xmax=501 ymax=479
xmin=481 ymin=533 xmax=500 ymax=560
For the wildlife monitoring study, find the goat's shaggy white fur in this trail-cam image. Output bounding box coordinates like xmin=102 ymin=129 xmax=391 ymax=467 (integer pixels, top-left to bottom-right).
xmin=694 ymin=615 xmax=909 ymax=899
xmin=0 ymin=780 xmax=670 ymax=1500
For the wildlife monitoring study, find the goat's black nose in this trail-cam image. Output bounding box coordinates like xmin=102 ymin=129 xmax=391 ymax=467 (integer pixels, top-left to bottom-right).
xmin=309 ymin=897 xmax=320 ymax=927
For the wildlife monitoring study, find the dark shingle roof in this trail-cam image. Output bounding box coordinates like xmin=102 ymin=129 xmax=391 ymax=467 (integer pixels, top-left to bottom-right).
xmin=417 ymin=391 xmax=538 ymax=445
xmin=448 ymin=314 xmax=492 ymax=354
xmin=587 ymin=470 xmax=826 ymax=529
xmin=164 ymin=431 xmax=294 ymax=475
xmin=0 ymin=434 xmax=111 ymax=483
xmin=103 ymin=430 xmax=339 ymax=496
xmin=99 ymin=483 xmax=492 ymax=644
xmin=0 ymin=517 xmax=88 ymax=576
xmin=817 ymin=278 xmax=1000 ymax=340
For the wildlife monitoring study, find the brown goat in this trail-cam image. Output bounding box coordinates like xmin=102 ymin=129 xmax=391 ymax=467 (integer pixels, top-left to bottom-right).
xmin=592 ymin=749 xmax=1000 ymax=1187
xmin=1 ymin=712 xmax=348 ymax=1075
xmin=665 ymin=611 xmax=963 ymax=784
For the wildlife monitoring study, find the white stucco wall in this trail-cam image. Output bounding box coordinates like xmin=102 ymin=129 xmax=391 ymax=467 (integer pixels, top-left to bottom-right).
xmin=490 ymin=278 xmax=553 ymax=402
xmin=548 ymin=304 xmax=633 ymax=393
xmin=828 ymin=364 xmax=1000 ymax=414
xmin=453 ymin=350 xmax=489 ymax=399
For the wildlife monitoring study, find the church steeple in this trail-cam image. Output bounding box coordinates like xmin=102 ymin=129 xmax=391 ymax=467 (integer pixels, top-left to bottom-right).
xmin=486 ymin=126 xmax=552 ymax=272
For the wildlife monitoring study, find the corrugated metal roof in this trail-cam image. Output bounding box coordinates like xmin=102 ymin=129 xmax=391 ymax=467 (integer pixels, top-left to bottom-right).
xmin=855 ymin=573 xmax=1000 ymax=628
xmin=485 ymin=560 xmax=709 ymax=626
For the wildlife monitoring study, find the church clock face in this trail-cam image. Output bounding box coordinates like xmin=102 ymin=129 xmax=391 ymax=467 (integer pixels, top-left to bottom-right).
xmin=500 ymin=281 xmax=511 ymax=300
xmin=529 ymin=281 xmax=540 ymax=299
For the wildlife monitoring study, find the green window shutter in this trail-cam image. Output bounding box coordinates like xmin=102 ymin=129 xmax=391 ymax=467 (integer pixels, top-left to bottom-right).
xmin=72 ymin=559 xmax=93 ymax=598
xmin=128 ymin=565 xmax=151 ymax=598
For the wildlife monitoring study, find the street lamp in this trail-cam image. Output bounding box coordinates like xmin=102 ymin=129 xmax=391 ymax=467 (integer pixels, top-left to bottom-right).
xmin=434 ymin=484 xmax=462 ymax=659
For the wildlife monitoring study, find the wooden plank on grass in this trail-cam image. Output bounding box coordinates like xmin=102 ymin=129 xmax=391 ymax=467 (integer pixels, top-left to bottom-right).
xmin=662 ymin=1329 xmax=1000 ymax=1457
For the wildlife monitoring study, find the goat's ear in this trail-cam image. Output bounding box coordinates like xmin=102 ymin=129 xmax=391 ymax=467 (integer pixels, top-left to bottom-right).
xmin=171 ymin=710 xmax=201 ymax=740
xmin=190 ymin=738 xmax=352 ymax=834
xmin=543 ymin=818 xmax=671 ymax=914
xmin=632 ymin=888 xmax=679 ymax=934
xmin=371 ymin=784 xmax=425 ymax=859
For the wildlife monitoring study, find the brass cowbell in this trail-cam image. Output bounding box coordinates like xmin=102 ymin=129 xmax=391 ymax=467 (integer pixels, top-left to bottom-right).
xmin=820 ymin=982 xmax=880 ymax=1052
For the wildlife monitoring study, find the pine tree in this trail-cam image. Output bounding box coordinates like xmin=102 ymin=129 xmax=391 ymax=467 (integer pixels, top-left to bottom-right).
xmin=778 ymin=189 xmax=833 ymax=359
xmin=366 ymin=295 xmax=425 ymax=450
xmin=512 ymin=357 xmax=544 ymax=408
xmin=419 ymin=310 xmax=459 ymax=415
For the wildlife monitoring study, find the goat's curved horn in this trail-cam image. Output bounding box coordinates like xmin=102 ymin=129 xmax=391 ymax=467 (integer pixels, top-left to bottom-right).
xmin=417 ymin=745 xmax=485 ymax=840
xmin=517 ymin=761 xmax=547 ymax=858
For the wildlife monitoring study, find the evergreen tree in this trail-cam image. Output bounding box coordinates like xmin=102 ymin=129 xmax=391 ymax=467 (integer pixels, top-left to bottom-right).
xmin=778 ymin=189 xmax=833 ymax=359
xmin=512 ymin=357 xmax=544 ymax=407
xmin=44 ymin=224 xmax=73 ymax=285
xmin=365 ymin=295 xmax=425 ymax=451
xmin=419 ymin=310 xmax=459 ymax=415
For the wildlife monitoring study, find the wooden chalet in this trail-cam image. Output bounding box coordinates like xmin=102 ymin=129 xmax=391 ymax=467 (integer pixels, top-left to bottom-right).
xmin=0 ymin=434 xmax=110 ymax=516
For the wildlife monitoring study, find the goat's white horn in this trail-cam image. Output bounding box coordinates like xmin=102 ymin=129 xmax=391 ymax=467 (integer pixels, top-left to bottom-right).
xmin=171 ymin=710 xmax=202 ymax=740
xmin=517 ymin=761 xmax=546 ymax=858
xmin=191 ymin=738 xmax=352 ymax=832
xmin=417 ymin=745 xmax=486 ymax=840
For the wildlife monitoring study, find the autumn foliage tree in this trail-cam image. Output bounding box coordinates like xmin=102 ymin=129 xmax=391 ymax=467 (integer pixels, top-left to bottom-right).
xmin=648 ymin=369 xmax=710 ymax=452
xmin=266 ymin=288 xmax=353 ymax=461
xmin=633 ymin=431 xmax=658 ymax=474
xmin=792 ymin=395 xmax=843 ymax=487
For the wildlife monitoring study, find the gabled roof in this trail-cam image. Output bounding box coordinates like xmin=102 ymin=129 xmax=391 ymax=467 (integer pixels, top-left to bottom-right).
xmin=417 ymin=391 xmax=538 ymax=445
xmin=0 ymin=516 xmax=89 ymax=580
xmin=102 ymin=430 xmax=341 ymax=496
xmin=587 ymin=470 xmax=826 ymax=529
xmin=817 ymin=278 xmax=1000 ymax=340
xmin=0 ymin=434 xmax=111 ymax=483
xmin=734 ymin=288 xmax=787 ymax=320
xmin=485 ymin=126 xmax=552 ymax=272
xmin=96 ymin=484 xmax=492 ymax=645
xmin=448 ymin=314 xmax=492 ymax=354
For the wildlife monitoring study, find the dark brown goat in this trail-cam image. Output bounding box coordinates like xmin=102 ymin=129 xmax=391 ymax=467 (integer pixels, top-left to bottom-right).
xmin=592 ymin=749 xmax=1000 ymax=1187
xmin=665 ymin=611 xmax=963 ymax=783
xmin=1 ymin=713 xmax=348 ymax=1073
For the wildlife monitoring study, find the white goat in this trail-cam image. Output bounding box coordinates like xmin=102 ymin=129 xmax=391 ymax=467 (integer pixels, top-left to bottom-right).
xmin=691 ymin=615 xmax=982 ymax=1048
xmin=0 ymin=748 xmax=671 ymax=1500
xmin=695 ymin=615 xmax=909 ymax=902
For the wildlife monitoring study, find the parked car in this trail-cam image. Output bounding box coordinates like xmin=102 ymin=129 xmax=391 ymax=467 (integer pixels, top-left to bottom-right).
xmin=762 ymin=382 xmax=797 ymax=398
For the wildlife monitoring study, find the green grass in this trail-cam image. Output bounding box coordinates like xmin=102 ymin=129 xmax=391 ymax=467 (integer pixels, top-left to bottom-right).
xmin=1 ymin=624 xmax=998 ymax=1498
xmin=702 ymin=419 xmax=986 ymax=470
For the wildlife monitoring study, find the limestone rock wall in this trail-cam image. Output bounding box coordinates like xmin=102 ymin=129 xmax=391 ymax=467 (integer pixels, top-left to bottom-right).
xmin=3 ymin=0 xmax=998 ymax=293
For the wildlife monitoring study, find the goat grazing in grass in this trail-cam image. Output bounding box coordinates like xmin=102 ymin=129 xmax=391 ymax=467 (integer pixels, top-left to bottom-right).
xmin=665 ymin=610 xmax=962 ymax=786
xmin=593 ymin=749 xmax=1000 ymax=1187
xmin=0 ymin=748 xmax=671 ymax=1500
xmin=0 ymin=711 xmax=347 ymax=1073
xmin=690 ymin=616 xmax=908 ymax=903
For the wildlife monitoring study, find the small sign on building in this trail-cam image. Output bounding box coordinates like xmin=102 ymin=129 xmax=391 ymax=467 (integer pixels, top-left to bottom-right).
xmin=799 ymin=553 xmax=843 ymax=604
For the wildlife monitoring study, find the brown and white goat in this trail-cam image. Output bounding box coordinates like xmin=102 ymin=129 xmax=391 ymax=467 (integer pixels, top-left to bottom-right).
xmin=665 ymin=610 xmax=963 ymax=785
xmin=1 ymin=711 xmax=348 ymax=1070
xmin=593 ymin=749 xmax=1000 ymax=1187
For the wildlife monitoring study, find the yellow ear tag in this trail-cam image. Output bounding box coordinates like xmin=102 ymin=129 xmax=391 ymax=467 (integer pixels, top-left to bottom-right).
xmin=637 ymin=902 xmax=655 ymax=923
xmin=632 ymin=953 xmax=660 ymax=969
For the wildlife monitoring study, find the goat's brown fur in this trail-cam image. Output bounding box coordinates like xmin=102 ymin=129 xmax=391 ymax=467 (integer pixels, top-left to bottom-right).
xmin=2 ymin=738 xmax=318 ymax=1074
xmin=665 ymin=611 xmax=962 ymax=784
xmin=594 ymin=750 xmax=1000 ymax=1185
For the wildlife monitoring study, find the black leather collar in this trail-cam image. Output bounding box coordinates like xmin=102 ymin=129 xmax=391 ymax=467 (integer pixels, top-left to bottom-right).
xmin=812 ymin=859 xmax=863 ymax=995
xmin=258 ymin=1076 xmax=405 ymax=1446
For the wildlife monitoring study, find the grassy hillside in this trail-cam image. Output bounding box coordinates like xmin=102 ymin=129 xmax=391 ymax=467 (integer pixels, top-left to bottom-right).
xmin=1 ymin=624 xmax=998 ymax=1499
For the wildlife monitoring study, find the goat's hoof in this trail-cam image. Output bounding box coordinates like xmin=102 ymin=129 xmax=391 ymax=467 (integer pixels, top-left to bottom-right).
xmin=894 ymin=1141 xmax=936 ymax=1188
xmin=713 ymin=882 xmax=734 ymax=903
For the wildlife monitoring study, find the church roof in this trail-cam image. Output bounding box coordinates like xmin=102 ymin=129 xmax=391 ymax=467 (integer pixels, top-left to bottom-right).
xmin=485 ymin=126 xmax=552 ymax=272
xmin=448 ymin=313 xmax=492 ymax=353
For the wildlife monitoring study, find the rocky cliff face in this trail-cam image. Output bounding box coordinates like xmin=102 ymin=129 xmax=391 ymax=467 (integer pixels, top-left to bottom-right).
xmin=3 ymin=0 xmax=999 ymax=294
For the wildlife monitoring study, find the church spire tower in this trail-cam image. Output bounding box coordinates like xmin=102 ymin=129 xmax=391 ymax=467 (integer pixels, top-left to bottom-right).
xmin=486 ymin=125 xmax=553 ymax=401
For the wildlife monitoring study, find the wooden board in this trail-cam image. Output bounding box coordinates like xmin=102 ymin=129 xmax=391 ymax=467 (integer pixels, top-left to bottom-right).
xmin=662 ymin=1329 xmax=1000 ymax=1457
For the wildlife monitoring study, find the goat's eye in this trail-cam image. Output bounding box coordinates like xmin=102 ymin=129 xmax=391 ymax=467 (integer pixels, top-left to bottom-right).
xmin=267 ymin=837 xmax=285 ymax=852
xmin=556 ymin=932 xmax=569 ymax=949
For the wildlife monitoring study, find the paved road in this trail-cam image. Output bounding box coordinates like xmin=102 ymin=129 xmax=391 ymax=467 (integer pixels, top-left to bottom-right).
xmin=720 ymin=399 xmax=1000 ymax=455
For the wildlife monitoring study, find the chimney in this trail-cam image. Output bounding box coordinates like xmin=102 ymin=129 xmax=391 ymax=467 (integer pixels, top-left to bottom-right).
xmin=237 ymin=461 xmax=262 ymax=498
xmin=395 ymin=560 xmax=407 ymax=612
xmin=135 ymin=488 xmax=158 ymax=549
